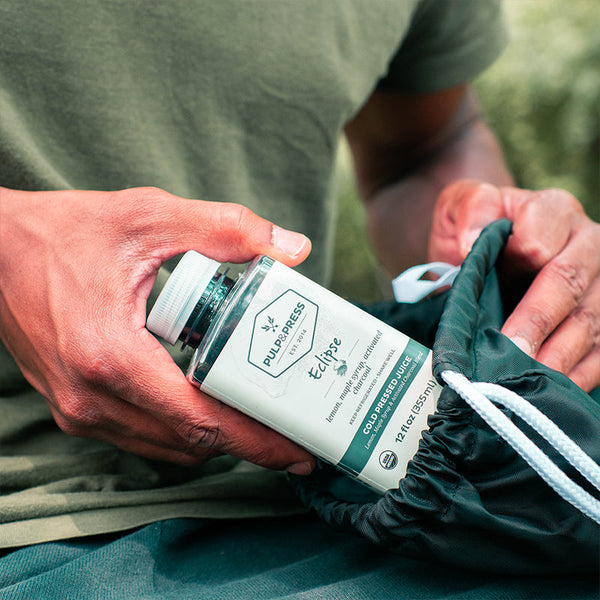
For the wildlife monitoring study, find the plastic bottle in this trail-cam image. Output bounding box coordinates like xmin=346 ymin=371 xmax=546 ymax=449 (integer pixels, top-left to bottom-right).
xmin=146 ymin=251 xmax=441 ymax=493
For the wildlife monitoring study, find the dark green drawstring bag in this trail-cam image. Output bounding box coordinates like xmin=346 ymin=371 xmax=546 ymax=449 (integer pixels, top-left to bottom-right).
xmin=293 ymin=219 xmax=600 ymax=575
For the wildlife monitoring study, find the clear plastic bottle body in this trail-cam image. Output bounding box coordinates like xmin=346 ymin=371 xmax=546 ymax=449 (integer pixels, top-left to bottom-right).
xmin=189 ymin=255 xmax=274 ymax=385
xmin=155 ymin=255 xmax=441 ymax=494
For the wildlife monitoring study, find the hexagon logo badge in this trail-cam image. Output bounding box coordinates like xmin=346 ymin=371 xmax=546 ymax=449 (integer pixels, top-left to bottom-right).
xmin=248 ymin=290 xmax=318 ymax=377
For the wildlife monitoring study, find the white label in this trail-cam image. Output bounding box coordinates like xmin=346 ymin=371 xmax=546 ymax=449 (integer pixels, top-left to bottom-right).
xmin=197 ymin=262 xmax=441 ymax=493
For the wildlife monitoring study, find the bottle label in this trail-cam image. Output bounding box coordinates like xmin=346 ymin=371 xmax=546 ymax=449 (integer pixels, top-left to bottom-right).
xmin=198 ymin=261 xmax=441 ymax=493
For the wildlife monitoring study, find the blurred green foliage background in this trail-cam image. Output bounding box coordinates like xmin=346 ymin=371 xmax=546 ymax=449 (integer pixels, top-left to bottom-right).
xmin=331 ymin=0 xmax=599 ymax=304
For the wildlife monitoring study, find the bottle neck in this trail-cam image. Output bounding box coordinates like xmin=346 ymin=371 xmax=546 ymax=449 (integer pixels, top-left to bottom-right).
xmin=178 ymin=269 xmax=235 ymax=349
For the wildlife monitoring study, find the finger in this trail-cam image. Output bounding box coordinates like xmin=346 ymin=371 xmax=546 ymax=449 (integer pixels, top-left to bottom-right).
xmin=535 ymin=278 xmax=600 ymax=386
xmin=82 ymin=428 xmax=216 ymax=465
xmin=430 ymin=180 xmax=506 ymax=263
xmin=48 ymin=382 xmax=202 ymax=454
xmin=453 ymin=181 xmax=507 ymax=257
xmin=107 ymin=333 xmax=316 ymax=472
xmin=502 ymin=227 xmax=600 ymax=359
xmin=501 ymin=187 xmax=584 ymax=273
xmin=46 ymin=388 xmax=215 ymax=465
xmin=114 ymin=188 xmax=311 ymax=267
xmin=568 ymin=346 xmax=600 ymax=394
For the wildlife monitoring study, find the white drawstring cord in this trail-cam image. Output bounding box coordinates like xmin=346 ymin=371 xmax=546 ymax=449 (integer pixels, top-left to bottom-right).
xmin=440 ymin=370 xmax=600 ymax=525
xmin=392 ymin=262 xmax=460 ymax=303
xmin=472 ymin=381 xmax=600 ymax=488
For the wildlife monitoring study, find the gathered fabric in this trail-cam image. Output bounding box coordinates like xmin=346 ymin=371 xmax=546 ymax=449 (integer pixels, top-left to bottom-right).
xmin=294 ymin=220 xmax=600 ymax=575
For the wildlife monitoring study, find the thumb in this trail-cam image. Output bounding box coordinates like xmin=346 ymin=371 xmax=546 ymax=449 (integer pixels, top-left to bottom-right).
xmin=452 ymin=181 xmax=507 ymax=258
xmin=430 ymin=180 xmax=507 ymax=265
xmin=120 ymin=187 xmax=311 ymax=267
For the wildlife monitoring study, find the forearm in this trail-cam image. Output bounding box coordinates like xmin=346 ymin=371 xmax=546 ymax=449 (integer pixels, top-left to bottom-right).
xmin=346 ymin=86 xmax=600 ymax=392
xmin=347 ymin=90 xmax=513 ymax=276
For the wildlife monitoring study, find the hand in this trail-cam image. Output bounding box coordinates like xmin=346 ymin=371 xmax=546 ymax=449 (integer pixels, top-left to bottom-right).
xmin=0 ymin=186 xmax=315 ymax=473
xmin=429 ymin=179 xmax=600 ymax=392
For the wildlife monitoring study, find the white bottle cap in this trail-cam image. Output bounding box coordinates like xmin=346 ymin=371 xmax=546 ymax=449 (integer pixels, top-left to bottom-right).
xmin=147 ymin=251 xmax=220 ymax=345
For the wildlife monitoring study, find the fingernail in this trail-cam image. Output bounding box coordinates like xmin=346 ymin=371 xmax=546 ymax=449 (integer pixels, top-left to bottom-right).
xmin=510 ymin=335 xmax=534 ymax=357
xmin=286 ymin=461 xmax=314 ymax=476
xmin=272 ymin=226 xmax=310 ymax=258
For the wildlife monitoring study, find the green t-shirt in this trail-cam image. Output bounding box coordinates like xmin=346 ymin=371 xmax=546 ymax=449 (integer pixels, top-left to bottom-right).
xmin=0 ymin=0 xmax=506 ymax=547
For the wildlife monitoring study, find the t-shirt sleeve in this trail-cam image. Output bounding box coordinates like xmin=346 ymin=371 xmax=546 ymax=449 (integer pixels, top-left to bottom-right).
xmin=377 ymin=0 xmax=508 ymax=93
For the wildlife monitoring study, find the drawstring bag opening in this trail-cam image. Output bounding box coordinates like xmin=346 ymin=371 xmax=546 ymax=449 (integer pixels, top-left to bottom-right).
xmin=292 ymin=219 xmax=600 ymax=575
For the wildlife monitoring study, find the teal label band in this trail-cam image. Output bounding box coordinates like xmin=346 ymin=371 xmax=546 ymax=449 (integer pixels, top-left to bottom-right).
xmin=338 ymin=339 xmax=427 ymax=476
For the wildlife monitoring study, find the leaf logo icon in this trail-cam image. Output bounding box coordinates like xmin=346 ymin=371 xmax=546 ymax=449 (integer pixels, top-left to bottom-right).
xmin=261 ymin=316 xmax=278 ymax=333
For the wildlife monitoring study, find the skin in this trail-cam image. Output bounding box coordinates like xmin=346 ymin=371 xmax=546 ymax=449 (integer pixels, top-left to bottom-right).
xmin=431 ymin=181 xmax=600 ymax=392
xmin=0 ymin=84 xmax=598 ymax=474
xmin=347 ymin=84 xmax=600 ymax=393
xmin=0 ymin=187 xmax=314 ymax=472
